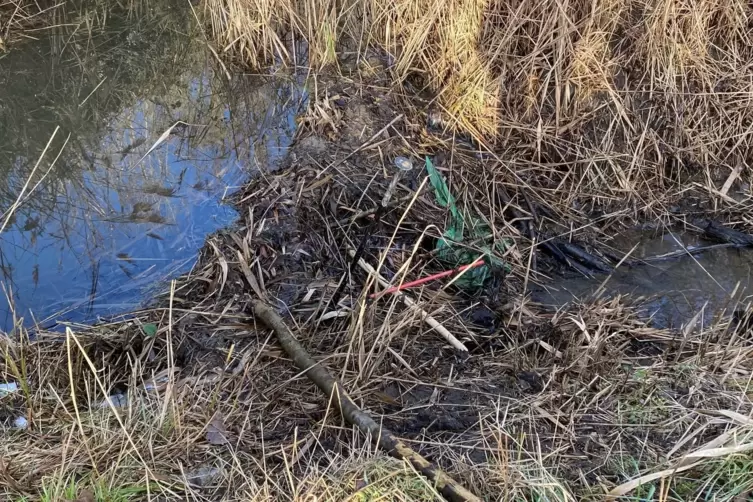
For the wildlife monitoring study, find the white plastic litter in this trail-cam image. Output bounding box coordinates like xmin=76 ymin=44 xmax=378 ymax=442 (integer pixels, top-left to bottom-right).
xmin=12 ymin=416 xmax=28 ymax=429
xmin=0 ymin=382 xmax=19 ymax=396
xmin=394 ymin=156 xmax=414 ymax=171
xmin=100 ymin=393 xmax=128 ymax=408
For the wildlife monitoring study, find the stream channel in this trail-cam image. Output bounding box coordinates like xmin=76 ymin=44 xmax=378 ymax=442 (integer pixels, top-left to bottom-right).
xmin=0 ymin=0 xmax=305 ymax=331
xmin=532 ymin=230 xmax=753 ymax=329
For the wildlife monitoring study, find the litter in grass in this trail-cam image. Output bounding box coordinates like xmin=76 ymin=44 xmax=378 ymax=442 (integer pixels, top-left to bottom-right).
xmin=0 ymin=382 xmax=18 ymax=396
xmin=425 ymin=156 xmax=508 ymax=289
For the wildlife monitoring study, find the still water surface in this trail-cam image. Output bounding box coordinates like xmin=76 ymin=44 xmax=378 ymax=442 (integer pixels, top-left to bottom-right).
xmin=533 ymin=230 xmax=753 ymax=328
xmin=0 ymin=1 xmax=304 ymax=331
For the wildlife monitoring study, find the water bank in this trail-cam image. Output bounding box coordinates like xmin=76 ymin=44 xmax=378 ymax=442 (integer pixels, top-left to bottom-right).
xmin=1 ymin=1 xmax=753 ymax=501
xmin=0 ymin=0 xmax=305 ymax=330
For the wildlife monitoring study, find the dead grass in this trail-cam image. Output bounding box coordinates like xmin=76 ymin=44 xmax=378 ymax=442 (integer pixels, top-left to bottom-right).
xmin=207 ymin=2 xmax=751 ymax=139
xmin=2 ymin=289 xmax=753 ymax=501
xmin=202 ymin=0 xmax=753 ymax=233
xmin=0 ymin=0 xmax=64 ymax=47
xmin=2 ymin=83 xmax=753 ymax=500
xmin=3 ymin=0 xmax=753 ymax=499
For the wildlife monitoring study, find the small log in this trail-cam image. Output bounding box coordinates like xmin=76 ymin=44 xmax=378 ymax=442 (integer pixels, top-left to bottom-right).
xmin=704 ymin=221 xmax=753 ymax=247
xmin=252 ymin=300 xmax=482 ymax=502
xmin=556 ymin=240 xmax=614 ymax=273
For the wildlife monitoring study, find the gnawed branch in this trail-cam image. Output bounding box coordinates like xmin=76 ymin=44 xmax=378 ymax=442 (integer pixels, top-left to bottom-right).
xmin=252 ymin=300 xmax=482 ymax=502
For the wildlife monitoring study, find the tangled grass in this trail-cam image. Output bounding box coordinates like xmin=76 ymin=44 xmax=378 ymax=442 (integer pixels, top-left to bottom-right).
xmin=2 ymin=285 xmax=753 ymax=501
xmin=202 ymin=0 xmax=753 ymax=237
xmin=2 ymin=85 xmax=753 ymax=499
xmin=2 ymin=0 xmax=753 ymax=500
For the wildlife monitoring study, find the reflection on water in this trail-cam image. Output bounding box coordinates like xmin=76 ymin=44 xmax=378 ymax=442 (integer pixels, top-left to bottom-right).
xmin=0 ymin=0 xmax=305 ymax=330
xmin=532 ymin=231 xmax=753 ymax=329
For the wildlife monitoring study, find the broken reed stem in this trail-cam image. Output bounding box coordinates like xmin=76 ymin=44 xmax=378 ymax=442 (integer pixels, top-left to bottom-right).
xmin=252 ymin=300 xmax=482 ymax=502
xmin=338 ymin=193 xmax=418 ymax=225
xmin=348 ymin=249 xmax=468 ymax=352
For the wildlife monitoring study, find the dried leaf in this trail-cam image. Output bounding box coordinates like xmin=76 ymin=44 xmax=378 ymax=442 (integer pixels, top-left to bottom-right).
xmin=206 ymin=414 xmax=230 ymax=445
xmin=373 ymin=391 xmax=400 ymax=406
xmin=186 ymin=465 xmax=222 ymax=487
xmin=355 ymin=476 xmax=368 ymax=490
xmin=319 ymin=310 xmax=349 ymax=320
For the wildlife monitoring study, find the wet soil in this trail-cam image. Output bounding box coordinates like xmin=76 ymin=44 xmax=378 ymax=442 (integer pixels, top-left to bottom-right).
xmin=153 ymin=62 xmax=751 ymax=444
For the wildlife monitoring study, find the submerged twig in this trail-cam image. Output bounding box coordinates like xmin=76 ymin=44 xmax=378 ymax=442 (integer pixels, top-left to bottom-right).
xmin=703 ymin=221 xmax=753 ymax=247
xmin=557 ymin=240 xmax=614 ymax=273
xmin=641 ymin=242 xmax=738 ymax=263
xmin=252 ymin=300 xmax=481 ymax=502
xmin=497 ymin=187 xmax=595 ymax=276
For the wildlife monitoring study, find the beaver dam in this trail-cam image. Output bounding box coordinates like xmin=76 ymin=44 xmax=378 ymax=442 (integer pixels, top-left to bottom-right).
xmin=1 ymin=0 xmax=753 ymax=501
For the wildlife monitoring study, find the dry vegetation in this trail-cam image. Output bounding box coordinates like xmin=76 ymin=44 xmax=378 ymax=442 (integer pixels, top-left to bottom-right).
xmin=205 ymin=0 xmax=753 ymax=224
xmin=0 ymin=0 xmax=61 ymax=47
xmin=2 ymin=80 xmax=753 ymax=501
xmin=2 ymin=0 xmax=753 ymax=500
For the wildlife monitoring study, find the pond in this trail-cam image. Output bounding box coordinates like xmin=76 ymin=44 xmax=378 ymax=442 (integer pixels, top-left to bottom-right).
xmin=0 ymin=0 xmax=305 ymax=332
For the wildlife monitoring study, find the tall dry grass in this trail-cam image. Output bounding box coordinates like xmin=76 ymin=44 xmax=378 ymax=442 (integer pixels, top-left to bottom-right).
xmin=204 ymin=0 xmax=753 ymax=216
xmin=204 ymin=0 xmax=752 ymax=135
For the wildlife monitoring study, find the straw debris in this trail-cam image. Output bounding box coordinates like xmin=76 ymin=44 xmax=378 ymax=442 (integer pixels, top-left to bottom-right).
xmin=0 ymin=72 xmax=752 ymax=500
xmin=2 ymin=0 xmax=753 ymax=500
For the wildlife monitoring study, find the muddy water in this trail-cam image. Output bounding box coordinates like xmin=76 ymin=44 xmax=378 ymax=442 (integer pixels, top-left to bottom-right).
xmin=0 ymin=1 xmax=305 ymax=331
xmin=532 ymin=231 xmax=753 ymax=328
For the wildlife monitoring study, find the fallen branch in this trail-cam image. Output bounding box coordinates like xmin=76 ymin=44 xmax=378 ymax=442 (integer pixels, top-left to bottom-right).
xmin=496 ymin=187 xmax=593 ymax=277
xmin=703 ymin=220 xmax=753 ymax=247
xmin=348 ymin=249 xmax=469 ymax=352
xmin=252 ymin=301 xmax=482 ymax=502
xmin=556 ymin=239 xmax=613 ymax=273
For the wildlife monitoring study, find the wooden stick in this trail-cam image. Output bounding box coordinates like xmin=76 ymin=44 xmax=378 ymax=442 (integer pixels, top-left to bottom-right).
xmin=252 ymin=301 xmax=482 ymax=502
xmin=348 ymin=249 xmax=468 ymax=352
